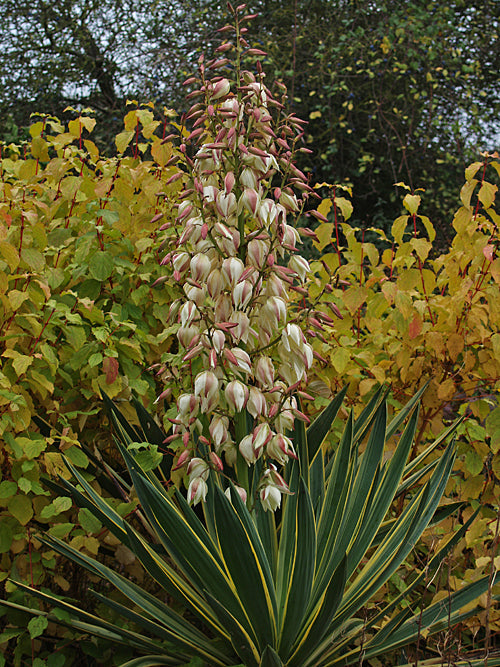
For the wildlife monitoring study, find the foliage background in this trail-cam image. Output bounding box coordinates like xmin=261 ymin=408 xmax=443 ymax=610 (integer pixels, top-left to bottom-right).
xmin=0 ymin=2 xmax=499 ymax=665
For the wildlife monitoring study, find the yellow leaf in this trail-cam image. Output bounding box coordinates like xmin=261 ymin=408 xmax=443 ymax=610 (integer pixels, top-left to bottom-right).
xmin=342 ymin=286 xmax=368 ymax=315
xmin=83 ymin=139 xmax=99 ymax=161
xmin=478 ymin=181 xmax=497 ymax=209
xmin=381 ymin=281 xmax=397 ymax=304
xmin=123 ymin=109 xmax=139 ymax=131
xmin=317 ymin=198 xmax=333 ymax=218
xmin=359 ymin=378 xmax=377 ymax=396
xmin=397 ymin=268 xmax=420 ymax=291
xmin=331 ymin=348 xmax=350 ymax=374
xmin=392 ymin=215 xmax=409 ymax=244
xmin=419 ymin=215 xmax=436 ymax=242
xmin=8 ymin=290 xmax=29 ymax=310
xmin=115 ymin=130 xmax=135 ymax=154
xmin=410 ymin=237 xmax=432 ymax=261
xmin=437 ymin=378 xmax=455 ymax=400
xmin=0 ymin=241 xmax=20 ymax=271
xmin=30 ymin=136 xmax=50 ymax=161
xmin=491 ymin=333 xmax=500 ymax=360
xmin=394 ymin=291 xmax=413 ymax=319
xmin=313 ymin=223 xmax=334 ymax=252
xmin=447 ymin=333 xmax=464 ymax=361
xmin=151 ymin=138 xmax=172 ymax=167
xmin=381 ymin=248 xmax=394 ymax=267
xmin=460 ymin=179 xmax=477 ymax=208
xmin=452 ymin=206 xmax=472 ymax=234
xmin=336 ymin=197 xmax=353 ymax=220
xmin=403 ymin=194 xmax=421 ymax=215
xmin=309 ymin=110 xmax=322 ymax=120
xmin=465 ymin=162 xmax=483 ymax=181
xmin=81 ymin=116 xmax=96 ymax=133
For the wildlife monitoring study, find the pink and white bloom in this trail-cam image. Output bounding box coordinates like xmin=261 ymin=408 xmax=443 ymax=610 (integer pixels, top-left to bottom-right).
xmin=187 ymin=457 xmax=210 ymax=481
xmin=221 ymin=257 xmax=244 ymax=287
xmin=194 ymin=371 xmax=219 ymax=411
xmin=188 ymin=477 xmax=208 ymax=505
xmin=260 ymin=484 xmax=282 ymax=512
xmin=224 ymin=485 xmax=247 ymax=504
xmin=247 ymin=386 xmax=267 ymax=418
xmin=225 ymin=380 xmax=249 ymax=412
xmin=254 ymin=356 xmax=275 ymax=388
xmin=267 ymin=433 xmax=297 ymax=465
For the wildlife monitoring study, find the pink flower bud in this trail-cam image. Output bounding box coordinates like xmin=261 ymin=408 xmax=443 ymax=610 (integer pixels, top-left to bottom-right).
xmin=253 ymin=422 xmax=272 ymax=452
xmin=265 ymin=274 xmax=285 ymax=297
xmin=224 ymin=171 xmax=235 ymax=194
xmin=267 ymin=433 xmax=297 ymax=465
xmin=216 ymin=191 xmax=237 ymax=218
xmin=210 ymin=329 xmax=226 ymax=353
xmin=230 ymin=311 xmax=251 ymax=343
xmin=238 ymin=426 xmax=268 ymax=465
xmin=172 ymin=449 xmax=191 ymax=471
xmin=209 ymin=451 xmax=224 ymax=471
xmin=184 ymin=284 xmax=206 ymax=307
xmin=279 ymin=191 xmax=299 ymax=212
xmin=211 ymin=78 xmax=231 ymax=100
xmin=180 ymin=301 xmax=199 ymax=327
xmin=214 ymin=294 xmax=232 ymax=322
xmin=172 ymin=252 xmax=190 ymax=274
xmin=281 ymin=323 xmax=304 ymax=351
xmin=258 ymin=199 xmax=279 ymax=228
xmin=177 ymin=325 xmax=199 ymax=349
xmin=177 ymin=393 xmax=199 ymax=420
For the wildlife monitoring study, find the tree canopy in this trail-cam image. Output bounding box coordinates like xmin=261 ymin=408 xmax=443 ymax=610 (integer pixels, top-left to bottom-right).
xmin=0 ymin=0 xmax=498 ymax=237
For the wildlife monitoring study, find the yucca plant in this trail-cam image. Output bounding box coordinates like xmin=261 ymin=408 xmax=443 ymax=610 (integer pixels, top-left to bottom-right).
xmin=5 ymin=385 xmax=499 ymax=667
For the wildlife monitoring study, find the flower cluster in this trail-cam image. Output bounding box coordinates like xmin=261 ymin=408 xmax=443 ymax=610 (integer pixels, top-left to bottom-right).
xmin=160 ymin=7 xmax=319 ymax=509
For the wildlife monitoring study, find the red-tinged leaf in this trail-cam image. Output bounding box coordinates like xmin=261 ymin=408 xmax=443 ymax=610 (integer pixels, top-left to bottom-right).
xmin=483 ymin=244 xmax=495 ymax=262
xmin=103 ymin=357 xmax=119 ymax=385
xmin=408 ymin=313 xmax=422 ymax=339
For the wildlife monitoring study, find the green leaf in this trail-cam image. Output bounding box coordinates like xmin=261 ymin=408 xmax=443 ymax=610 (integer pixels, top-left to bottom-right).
xmin=40 ymin=496 xmax=72 ymax=519
xmin=0 ymin=522 xmax=13 ymax=553
xmin=307 ymin=385 xmax=348 ymax=462
xmin=277 ymin=478 xmax=316 ymax=658
xmin=78 ymin=508 xmax=102 ymax=533
xmin=65 ymin=445 xmax=89 ymax=468
xmin=88 ymin=251 xmax=114 ymax=281
xmin=0 ymin=480 xmax=17 ymax=499
xmin=260 ymin=645 xmax=284 ymax=667
xmin=8 ymin=494 xmax=33 ymax=525
xmin=212 ymin=485 xmax=278 ymax=649
xmin=28 ymin=615 xmax=48 ymax=639
xmin=21 ymin=247 xmax=45 ymax=271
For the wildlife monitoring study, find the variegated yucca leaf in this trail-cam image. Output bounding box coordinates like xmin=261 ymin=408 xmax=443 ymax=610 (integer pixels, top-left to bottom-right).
xmin=4 ymin=388 xmax=499 ymax=667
